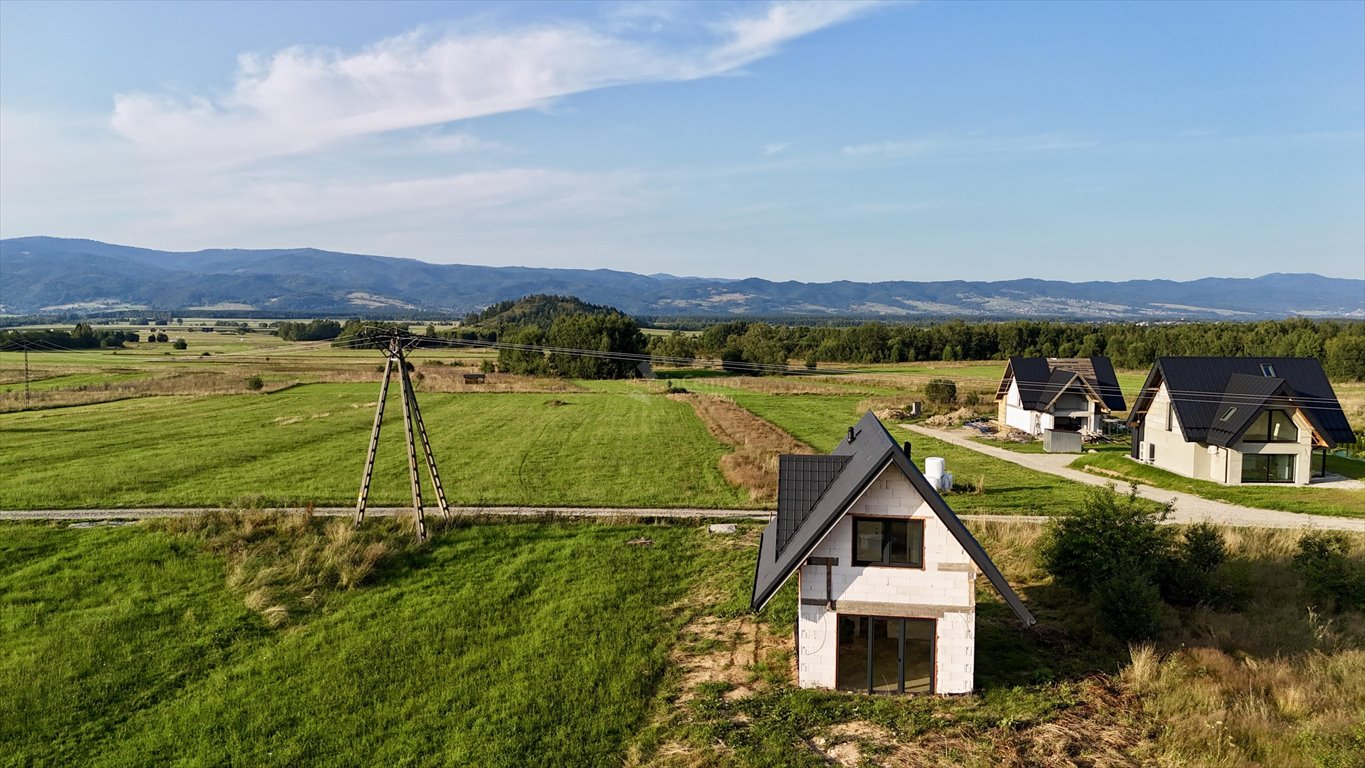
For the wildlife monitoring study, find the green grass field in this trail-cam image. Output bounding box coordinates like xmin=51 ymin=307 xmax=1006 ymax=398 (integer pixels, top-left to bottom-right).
xmin=0 ymin=384 xmax=749 ymax=510
xmin=676 ymin=382 xmax=1104 ymax=516
xmin=7 ymin=514 xmax=1362 ymax=768
xmin=0 ymin=519 xmax=738 ymax=767
xmin=1069 ymin=452 xmax=1365 ymax=519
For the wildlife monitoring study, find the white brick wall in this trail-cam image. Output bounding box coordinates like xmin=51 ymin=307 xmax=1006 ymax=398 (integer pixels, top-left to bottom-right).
xmin=795 ymin=463 xmax=978 ymax=694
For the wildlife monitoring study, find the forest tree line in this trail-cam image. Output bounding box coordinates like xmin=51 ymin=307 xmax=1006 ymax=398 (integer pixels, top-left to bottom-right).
xmin=646 ymin=318 xmax=1365 ymax=379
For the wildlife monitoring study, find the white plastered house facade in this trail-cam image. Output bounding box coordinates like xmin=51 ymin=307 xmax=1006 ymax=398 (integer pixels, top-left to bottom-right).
xmin=751 ymin=412 xmax=1035 ymax=696
xmin=1137 ymin=381 xmax=1317 ymax=485
xmin=994 ymin=357 xmax=1127 ymax=438
xmin=1128 ymin=358 xmax=1355 ymax=487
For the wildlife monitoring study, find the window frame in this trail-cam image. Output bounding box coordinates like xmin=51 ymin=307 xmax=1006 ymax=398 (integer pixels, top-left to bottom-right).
xmin=851 ymin=517 xmax=926 ymax=569
xmin=1242 ymin=409 xmax=1298 ymax=444
xmin=1241 ymin=453 xmax=1296 ymax=484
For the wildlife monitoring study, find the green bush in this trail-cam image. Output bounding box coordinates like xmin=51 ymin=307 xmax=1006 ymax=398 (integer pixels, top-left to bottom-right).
xmin=1095 ymin=565 xmax=1164 ymax=642
xmin=245 ymin=376 xmax=265 ymax=391
xmin=172 ymin=338 xmax=188 ymax=350
xmin=1040 ymin=483 xmax=1173 ymax=593
xmin=925 ymin=378 xmax=957 ymax=404
xmin=1293 ymin=532 xmax=1365 ymax=612
xmin=1157 ymin=523 xmax=1229 ymax=607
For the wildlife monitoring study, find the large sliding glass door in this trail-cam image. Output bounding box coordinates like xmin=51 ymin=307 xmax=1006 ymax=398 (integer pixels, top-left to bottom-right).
xmin=835 ymin=615 xmax=934 ymax=694
xmin=1241 ymin=453 xmax=1295 ymax=483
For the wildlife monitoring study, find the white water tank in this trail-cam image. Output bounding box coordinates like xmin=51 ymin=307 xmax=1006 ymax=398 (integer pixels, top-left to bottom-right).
xmin=925 ymin=456 xmax=946 ymax=479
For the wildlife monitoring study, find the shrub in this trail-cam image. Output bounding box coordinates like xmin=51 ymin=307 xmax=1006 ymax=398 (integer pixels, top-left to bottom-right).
xmin=925 ymin=378 xmax=957 ymax=404
xmin=1095 ymin=565 xmax=1164 ymax=642
xmin=172 ymin=338 xmax=187 ymax=350
xmin=1157 ymin=523 xmax=1228 ymax=607
xmin=1293 ymin=532 xmax=1365 ymax=612
xmin=480 ymin=359 xmax=495 ymax=374
xmin=1040 ymin=483 xmax=1173 ymax=594
xmin=964 ymin=391 xmax=981 ymax=407
xmin=246 ymin=376 xmax=265 ymax=391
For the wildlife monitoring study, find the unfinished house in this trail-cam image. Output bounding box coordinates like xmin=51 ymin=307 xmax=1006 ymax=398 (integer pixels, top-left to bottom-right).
xmin=750 ymin=412 xmax=1036 ymax=695
xmin=994 ymin=356 xmax=1127 ymax=439
xmin=1128 ymin=357 xmax=1355 ymax=486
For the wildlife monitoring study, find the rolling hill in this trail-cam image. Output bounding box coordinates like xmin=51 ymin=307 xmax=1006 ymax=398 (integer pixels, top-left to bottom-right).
xmin=1 ymin=236 xmax=1361 ymax=319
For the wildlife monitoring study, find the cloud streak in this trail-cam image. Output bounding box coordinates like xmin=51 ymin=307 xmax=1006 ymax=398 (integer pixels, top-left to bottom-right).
xmin=110 ymin=1 xmax=881 ymax=166
xmin=841 ymin=134 xmax=1098 ymax=158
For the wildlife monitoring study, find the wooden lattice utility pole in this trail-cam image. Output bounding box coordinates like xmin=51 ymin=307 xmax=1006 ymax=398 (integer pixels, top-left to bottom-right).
xmin=353 ymin=330 xmax=451 ymax=541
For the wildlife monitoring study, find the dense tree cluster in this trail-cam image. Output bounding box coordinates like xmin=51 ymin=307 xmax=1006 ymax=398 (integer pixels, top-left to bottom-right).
xmin=277 ymin=319 xmax=343 ymax=341
xmin=644 ymin=318 xmax=1365 ymax=379
xmin=461 ymin=294 xmax=622 ymax=329
xmin=0 ymin=324 xmax=140 ymax=351
xmin=497 ymin=313 xmax=648 ymax=379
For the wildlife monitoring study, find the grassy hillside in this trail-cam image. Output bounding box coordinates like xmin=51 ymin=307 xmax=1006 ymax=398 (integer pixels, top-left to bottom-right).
xmin=6 ymin=515 xmax=1363 ymax=767
xmin=0 ymin=518 xmax=739 ymax=767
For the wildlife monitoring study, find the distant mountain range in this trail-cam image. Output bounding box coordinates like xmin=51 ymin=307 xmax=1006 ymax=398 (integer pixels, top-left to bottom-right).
xmin=2 ymin=236 xmax=1362 ymax=320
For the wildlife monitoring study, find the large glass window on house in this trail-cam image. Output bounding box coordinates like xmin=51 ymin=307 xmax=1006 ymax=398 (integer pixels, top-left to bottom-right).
xmin=853 ymin=518 xmax=925 ymax=567
xmin=1243 ymin=410 xmax=1298 ymax=443
xmin=1242 ymin=454 xmax=1295 ymax=483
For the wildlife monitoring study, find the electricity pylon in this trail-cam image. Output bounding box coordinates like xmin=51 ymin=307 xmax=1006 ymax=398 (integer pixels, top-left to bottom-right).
xmin=353 ymin=329 xmax=450 ymax=541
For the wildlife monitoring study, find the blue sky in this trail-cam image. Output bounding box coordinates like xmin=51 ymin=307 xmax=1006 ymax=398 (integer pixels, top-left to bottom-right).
xmin=1 ymin=0 xmax=1361 ymax=282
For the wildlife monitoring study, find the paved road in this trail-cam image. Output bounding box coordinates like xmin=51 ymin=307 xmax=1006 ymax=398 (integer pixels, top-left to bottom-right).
xmin=902 ymin=424 xmax=1365 ymax=533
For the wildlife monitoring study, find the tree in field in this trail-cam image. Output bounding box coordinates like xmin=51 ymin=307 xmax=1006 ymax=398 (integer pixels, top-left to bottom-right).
xmin=545 ymin=313 xmax=648 ymax=379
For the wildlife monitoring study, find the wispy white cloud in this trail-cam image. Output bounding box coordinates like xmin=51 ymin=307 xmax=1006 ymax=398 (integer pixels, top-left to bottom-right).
xmin=762 ymin=141 xmax=793 ymax=156
xmin=841 ymin=134 xmax=1097 ymax=158
xmin=109 ymin=2 xmax=882 ymax=166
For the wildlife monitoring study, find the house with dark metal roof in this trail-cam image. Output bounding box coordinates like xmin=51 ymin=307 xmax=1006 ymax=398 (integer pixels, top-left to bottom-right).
xmin=994 ymin=356 xmax=1127 ymax=439
xmin=751 ymin=411 xmax=1035 ymax=695
xmin=1127 ymin=357 xmax=1354 ymax=485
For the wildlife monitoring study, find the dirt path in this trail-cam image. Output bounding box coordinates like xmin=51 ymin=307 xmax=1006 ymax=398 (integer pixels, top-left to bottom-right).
xmin=902 ymin=424 xmax=1365 ymax=533
xmin=0 ymin=506 xmax=773 ymax=522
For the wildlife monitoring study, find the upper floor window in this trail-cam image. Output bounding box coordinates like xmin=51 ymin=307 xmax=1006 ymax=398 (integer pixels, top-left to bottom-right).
xmin=1243 ymin=409 xmax=1297 ymax=443
xmin=1165 ymin=404 xmax=1174 ymax=431
xmin=1260 ymin=363 xmax=1276 ymax=377
xmin=853 ymin=518 xmax=924 ymax=568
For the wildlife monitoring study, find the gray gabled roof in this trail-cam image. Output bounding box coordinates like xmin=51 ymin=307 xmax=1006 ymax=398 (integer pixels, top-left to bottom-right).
xmin=1129 ymin=357 xmax=1354 ymax=447
xmin=1204 ymin=374 xmax=1296 ymax=447
xmin=776 ymin=455 xmax=850 ymax=555
xmin=750 ymin=411 xmax=1036 ymax=627
xmin=997 ymin=356 xmax=1127 ymax=412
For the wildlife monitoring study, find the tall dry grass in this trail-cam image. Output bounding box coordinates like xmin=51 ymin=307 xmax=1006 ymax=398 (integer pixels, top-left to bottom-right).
xmin=161 ymin=507 xmax=414 ymax=627
xmin=0 ymin=370 xmax=297 ymax=411
xmin=1120 ymin=527 xmax=1365 ymax=768
xmin=669 ymin=392 xmax=814 ymax=503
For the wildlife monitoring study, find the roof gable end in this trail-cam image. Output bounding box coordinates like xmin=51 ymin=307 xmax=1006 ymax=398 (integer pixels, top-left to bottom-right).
xmin=750 ymin=412 xmax=1036 ymax=627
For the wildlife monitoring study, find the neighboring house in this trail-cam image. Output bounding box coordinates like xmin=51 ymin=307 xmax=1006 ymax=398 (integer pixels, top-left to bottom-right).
xmin=1127 ymin=357 xmax=1355 ymax=486
xmin=750 ymin=412 xmax=1036 ymax=695
xmin=994 ymin=357 xmax=1127 ymax=437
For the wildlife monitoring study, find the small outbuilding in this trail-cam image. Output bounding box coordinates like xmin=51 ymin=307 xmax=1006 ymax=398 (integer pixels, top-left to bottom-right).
xmin=994 ymin=356 xmax=1126 ymax=437
xmin=751 ymin=412 xmax=1036 ymax=695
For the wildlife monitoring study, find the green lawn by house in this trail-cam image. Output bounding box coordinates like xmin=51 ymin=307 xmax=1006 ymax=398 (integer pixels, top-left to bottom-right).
xmin=1069 ymin=452 xmax=1365 ymax=518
